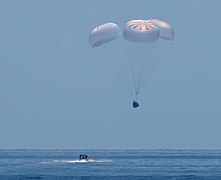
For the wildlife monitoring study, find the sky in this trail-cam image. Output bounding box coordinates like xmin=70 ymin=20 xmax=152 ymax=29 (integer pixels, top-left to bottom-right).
xmin=0 ymin=0 xmax=221 ymax=149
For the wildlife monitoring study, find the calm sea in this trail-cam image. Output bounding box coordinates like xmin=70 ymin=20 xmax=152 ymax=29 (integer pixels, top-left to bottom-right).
xmin=0 ymin=149 xmax=221 ymax=180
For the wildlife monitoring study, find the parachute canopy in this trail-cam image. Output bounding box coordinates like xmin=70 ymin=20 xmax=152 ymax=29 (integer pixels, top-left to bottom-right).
xmin=147 ymin=19 xmax=175 ymax=40
xmin=89 ymin=22 xmax=122 ymax=48
xmin=123 ymin=20 xmax=159 ymax=43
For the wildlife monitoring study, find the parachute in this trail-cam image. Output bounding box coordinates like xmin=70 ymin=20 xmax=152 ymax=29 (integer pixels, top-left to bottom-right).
xmin=147 ymin=19 xmax=175 ymax=40
xmin=89 ymin=22 xmax=121 ymax=48
xmin=123 ymin=20 xmax=160 ymax=43
xmin=89 ymin=19 xmax=174 ymax=108
xmin=123 ymin=19 xmax=175 ymax=107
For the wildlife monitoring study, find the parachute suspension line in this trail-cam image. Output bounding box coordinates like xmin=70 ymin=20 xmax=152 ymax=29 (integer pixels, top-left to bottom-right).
xmin=103 ymin=48 xmax=133 ymax=96
xmin=138 ymin=42 xmax=169 ymax=93
xmin=123 ymin=41 xmax=136 ymax=97
xmin=135 ymin=91 xmax=138 ymax=100
xmin=136 ymin=44 xmax=155 ymax=94
xmin=119 ymin=40 xmax=133 ymax=96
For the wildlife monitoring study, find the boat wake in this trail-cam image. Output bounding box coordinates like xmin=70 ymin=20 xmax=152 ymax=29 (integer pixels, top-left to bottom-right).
xmin=40 ymin=159 xmax=112 ymax=164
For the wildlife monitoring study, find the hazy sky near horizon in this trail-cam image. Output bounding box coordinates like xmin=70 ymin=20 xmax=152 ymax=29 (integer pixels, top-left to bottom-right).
xmin=0 ymin=0 xmax=221 ymax=149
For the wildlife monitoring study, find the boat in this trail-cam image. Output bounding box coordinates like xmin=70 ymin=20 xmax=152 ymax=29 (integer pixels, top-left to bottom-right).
xmin=79 ymin=154 xmax=88 ymax=161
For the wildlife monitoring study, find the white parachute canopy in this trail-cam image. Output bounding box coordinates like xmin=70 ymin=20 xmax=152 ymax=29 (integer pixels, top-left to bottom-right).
xmin=89 ymin=22 xmax=122 ymax=48
xmin=147 ymin=19 xmax=175 ymax=40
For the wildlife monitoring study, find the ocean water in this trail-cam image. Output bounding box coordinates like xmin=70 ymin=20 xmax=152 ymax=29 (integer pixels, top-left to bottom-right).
xmin=0 ymin=149 xmax=221 ymax=180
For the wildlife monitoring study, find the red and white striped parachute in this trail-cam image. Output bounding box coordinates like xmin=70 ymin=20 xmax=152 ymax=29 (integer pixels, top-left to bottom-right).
xmin=123 ymin=20 xmax=159 ymax=43
xmin=123 ymin=19 xmax=174 ymax=43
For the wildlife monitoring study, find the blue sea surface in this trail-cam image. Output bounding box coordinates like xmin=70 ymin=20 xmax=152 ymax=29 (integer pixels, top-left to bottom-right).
xmin=0 ymin=149 xmax=221 ymax=179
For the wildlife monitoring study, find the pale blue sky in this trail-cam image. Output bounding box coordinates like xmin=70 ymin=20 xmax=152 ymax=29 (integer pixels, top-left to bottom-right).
xmin=0 ymin=0 xmax=221 ymax=149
